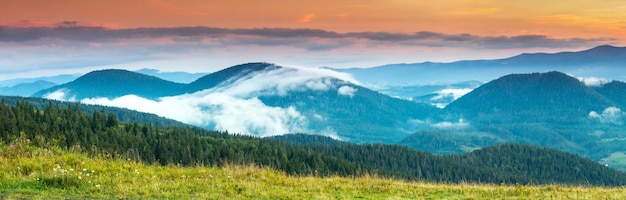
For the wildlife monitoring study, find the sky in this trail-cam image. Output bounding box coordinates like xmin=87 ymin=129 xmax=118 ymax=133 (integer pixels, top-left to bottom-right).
xmin=2 ymin=0 xmax=626 ymax=80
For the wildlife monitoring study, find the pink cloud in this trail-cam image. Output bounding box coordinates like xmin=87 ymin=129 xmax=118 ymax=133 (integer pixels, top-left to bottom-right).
xmin=0 ymin=20 xmax=120 ymax=29
xmin=0 ymin=20 xmax=56 ymax=28
xmin=297 ymin=14 xmax=316 ymax=23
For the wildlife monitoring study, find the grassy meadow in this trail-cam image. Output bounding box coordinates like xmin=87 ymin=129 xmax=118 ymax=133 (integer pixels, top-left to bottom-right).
xmin=1 ymin=140 xmax=625 ymax=199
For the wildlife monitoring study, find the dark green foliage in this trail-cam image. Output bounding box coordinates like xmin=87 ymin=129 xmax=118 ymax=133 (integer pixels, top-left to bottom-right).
xmin=397 ymin=131 xmax=501 ymax=154
xmin=2 ymin=100 xmax=626 ymax=186
xmin=594 ymin=81 xmax=626 ymax=108
xmin=0 ymin=96 xmax=185 ymax=127
xmin=459 ymin=143 xmax=625 ymax=185
xmin=269 ymin=134 xmax=347 ymax=146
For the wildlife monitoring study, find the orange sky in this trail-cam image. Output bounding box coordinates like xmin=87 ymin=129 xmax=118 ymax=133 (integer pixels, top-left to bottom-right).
xmin=2 ymin=0 xmax=626 ymax=79
xmin=3 ymin=0 xmax=626 ymax=39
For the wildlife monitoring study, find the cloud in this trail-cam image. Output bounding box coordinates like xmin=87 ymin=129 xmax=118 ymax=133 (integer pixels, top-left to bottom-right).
xmin=578 ymin=76 xmax=609 ymax=87
xmin=429 ymin=88 xmax=474 ymax=108
xmin=42 ymin=88 xmax=76 ymax=101
xmin=337 ymin=85 xmax=357 ymax=97
xmin=431 ymin=119 xmax=470 ymax=129
xmin=297 ymin=14 xmax=316 ymax=23
xmin=409 ymin=118 xmax=470 ymax=130
xmin=82 ymin=93 xmax=308 ymax=137
xmin=431 ymin=88 xmax=473 ymax=101
xmin=589 ymin=107 xmax=624 ymax=125
xmin=1 ymin=20 xmax=617 ymax=79
xmin=69 ymin=65 xmax=358 ymax=137
xmin=0 ymin=21 xmax=612 ymax=49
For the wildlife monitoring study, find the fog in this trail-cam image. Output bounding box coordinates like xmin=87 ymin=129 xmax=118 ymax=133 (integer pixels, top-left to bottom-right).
xmin=45 ymin=65 xmax=360 ymax=137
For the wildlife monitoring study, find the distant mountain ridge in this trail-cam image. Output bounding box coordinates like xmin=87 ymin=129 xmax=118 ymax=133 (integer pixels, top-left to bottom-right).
xmin=335 ymin=45 xmax=626 ymax=85
xmin=0 ymin=68 xmax=208 ymax=96
xmin=0 ymin=80 xmax=57 ymax=97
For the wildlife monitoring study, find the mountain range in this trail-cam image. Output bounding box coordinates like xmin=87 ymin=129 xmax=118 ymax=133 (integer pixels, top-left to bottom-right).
xmin=336 ymin=45 xmax=626 ymax=86
xmin=0 ymin=68 xmax=206 ymax=97
xmin=19 ymin=45 xmax=626 ymax=170
xmin=32 ymin=63 xmax=439 ymax=143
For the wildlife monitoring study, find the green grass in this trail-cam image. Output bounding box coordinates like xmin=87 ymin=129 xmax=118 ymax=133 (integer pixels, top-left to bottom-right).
xmin=1 ymin=140 xmax=626 ymax=199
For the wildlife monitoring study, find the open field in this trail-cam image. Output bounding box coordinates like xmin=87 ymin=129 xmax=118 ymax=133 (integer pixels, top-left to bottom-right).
xmin=1 ymin=141 xmax=625 ymax=199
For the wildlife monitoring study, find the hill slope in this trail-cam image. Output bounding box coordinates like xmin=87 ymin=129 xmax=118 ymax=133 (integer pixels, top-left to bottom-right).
xmin=4 ymin=145 xmax=626 ymax=199
xmin=594 ymin=81 xmax=626 ymax=108
xmin=445 ymin=71 xmax=614 ymax=123
xmin=419 ymin=72 xmax=626 ymax=167
xmin=33 ymin=69 xmax=185 ymax=100
xmin=2 ymin=100 xmax=625 ymax=187
xmin=0 ymin=80 xmax=57 ymax=96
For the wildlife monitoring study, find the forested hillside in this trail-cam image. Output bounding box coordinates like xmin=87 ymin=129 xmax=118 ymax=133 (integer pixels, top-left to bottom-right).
xmin=0 ymin=96 xmax=186 ymax=127
xmin=2 ymin=98 xmax=625 ymax=186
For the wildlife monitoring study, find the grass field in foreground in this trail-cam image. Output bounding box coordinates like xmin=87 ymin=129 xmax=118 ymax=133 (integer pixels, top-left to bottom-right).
xmin=1 ymin=141 xmax=625 ymax=199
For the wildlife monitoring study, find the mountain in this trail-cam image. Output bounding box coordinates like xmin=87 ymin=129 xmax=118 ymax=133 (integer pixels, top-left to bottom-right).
xmin=259 ymin=80 xmax=440 ymax=143
xmin=335 ymin=45 xmax=626 ymax=85
xmin=31 ymin=63 xmax=439 ymax=143
xmin=33 ymin=69 xmax=186 ymax=100
xmin=445 ymin=71 xmax=615 ymax=123
xmin=0 ymin=68 xmax=206 ymax=93
xmin=0 ymin=80 xmax=57 ymax=96
xmin=421 ymin=71 xmax=626 ymax=169
xmin=23 ymin=64 xmax=626 ymax=171
xmin=594 ymin=81 xmax=626 ymax=108
xmin=184 ymin=62 xmax=279 ymax=93
xmin=0 ymin=74 xmax=78 ymax=87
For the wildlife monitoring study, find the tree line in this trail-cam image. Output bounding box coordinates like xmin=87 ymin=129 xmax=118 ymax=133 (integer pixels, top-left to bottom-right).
xmin=1 ymin=98 xmax=625 ymax=186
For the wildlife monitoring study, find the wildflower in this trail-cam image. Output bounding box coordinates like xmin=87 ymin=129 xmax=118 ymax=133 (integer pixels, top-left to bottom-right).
xmin=78 ymin=176 xmax=82 ymax=180
xmin=96 ymin=184 xmax=101 ymax=188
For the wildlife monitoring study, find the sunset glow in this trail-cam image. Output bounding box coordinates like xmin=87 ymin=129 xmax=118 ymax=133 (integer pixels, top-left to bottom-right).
xmin=2 ymin=0 xmax=625 ymax=79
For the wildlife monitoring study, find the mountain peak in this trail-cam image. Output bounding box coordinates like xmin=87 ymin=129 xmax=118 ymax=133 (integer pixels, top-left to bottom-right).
xmin=186 ymin=62 xmax=281 ymax=92
xmin=446 ymin=71 xmax=614 ymax=122
xmin=33 ymin=69 xmax=184 ymax=100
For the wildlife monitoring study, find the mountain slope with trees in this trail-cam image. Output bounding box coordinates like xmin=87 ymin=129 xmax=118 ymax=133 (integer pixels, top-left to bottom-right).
xmin=1 ymin=98 xmax=625 ymax=186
